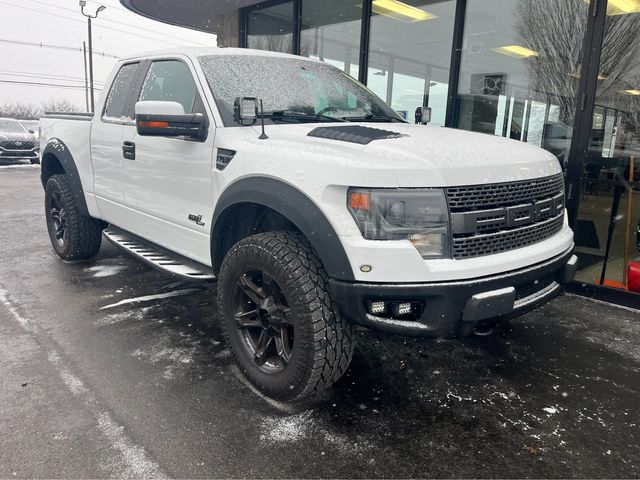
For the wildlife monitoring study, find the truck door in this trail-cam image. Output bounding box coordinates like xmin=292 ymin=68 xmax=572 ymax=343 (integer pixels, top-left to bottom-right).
xmin=122 ymin=58 xmax=215 ymax=265
xmin=91 ymin=61 xmax=143 ymax=225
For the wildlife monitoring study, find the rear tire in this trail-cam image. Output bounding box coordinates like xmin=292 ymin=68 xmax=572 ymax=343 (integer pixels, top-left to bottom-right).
xmin=45 ymin=174 xmax=103 ymax=261
xmin=217 ymin=231 xmax=355 ymax=402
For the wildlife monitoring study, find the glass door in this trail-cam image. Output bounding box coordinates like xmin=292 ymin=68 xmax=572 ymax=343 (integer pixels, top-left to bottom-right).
xmin=574 ymin=3 xmax=640 ymax=294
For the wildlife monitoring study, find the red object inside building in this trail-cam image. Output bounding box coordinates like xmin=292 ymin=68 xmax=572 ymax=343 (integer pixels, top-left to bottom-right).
xmin=629 ymin=262 xmax=640 ymax=293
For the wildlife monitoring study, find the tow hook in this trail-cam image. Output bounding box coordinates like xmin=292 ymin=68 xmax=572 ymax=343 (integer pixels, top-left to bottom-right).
xmin=472 ymin=324 xmax=493 ymax=337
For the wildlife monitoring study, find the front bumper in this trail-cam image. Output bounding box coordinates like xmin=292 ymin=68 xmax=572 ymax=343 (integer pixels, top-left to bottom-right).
xmin=0 ymin=148 xmax=39 ymax=159
xmin=330 ymin=247 xmax=577 ymax=337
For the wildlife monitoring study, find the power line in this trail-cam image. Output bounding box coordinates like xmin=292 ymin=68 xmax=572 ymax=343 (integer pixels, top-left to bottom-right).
xmin=0 ymin=1 xmax=187 ymax=47
xmin=22 ymin=0 xmax=213 ymax=47
xmin=0 ymin=69 xmax=105 ymax=86
xmin=0 ymin=79 xmax=103 ymax=91
xmin=0 ymin=37 xmax=119 ymax=59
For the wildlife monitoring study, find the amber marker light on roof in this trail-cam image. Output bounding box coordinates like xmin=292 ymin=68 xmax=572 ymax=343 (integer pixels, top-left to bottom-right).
xmin=492 ymin=45 xmax=539 ymax=59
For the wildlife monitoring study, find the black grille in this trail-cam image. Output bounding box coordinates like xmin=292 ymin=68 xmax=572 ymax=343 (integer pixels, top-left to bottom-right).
xmin=446 ymin=173 xmax=564 ymax=211
xmin=1 ymin=140 xmax=35 ymax=150
xmin=453 ymin=214 xmax=564 ymax=259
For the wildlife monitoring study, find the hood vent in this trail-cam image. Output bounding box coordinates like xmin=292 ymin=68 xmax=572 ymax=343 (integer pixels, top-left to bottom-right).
xmin=307 ymin=125 xmax=407 ymax=145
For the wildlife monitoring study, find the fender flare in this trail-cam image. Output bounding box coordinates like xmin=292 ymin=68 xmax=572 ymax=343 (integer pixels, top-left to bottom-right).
xmin=41 ymin=138 xmax=89 ymax=216
xmin=211 ymin=177 xmax=356 ymax=281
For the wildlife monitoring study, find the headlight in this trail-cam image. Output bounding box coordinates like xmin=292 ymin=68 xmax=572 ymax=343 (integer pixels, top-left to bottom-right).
xmin=347 ymin=188 xmax=451 ymax=259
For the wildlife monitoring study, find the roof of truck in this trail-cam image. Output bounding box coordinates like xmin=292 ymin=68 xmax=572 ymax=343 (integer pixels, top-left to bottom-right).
xmin=120 ymin=47 xmax=318 ymax=63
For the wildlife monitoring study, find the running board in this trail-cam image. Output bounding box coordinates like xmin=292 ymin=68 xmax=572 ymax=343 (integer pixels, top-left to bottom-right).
xmin=103 ymin=226 xmax=216 ymax=282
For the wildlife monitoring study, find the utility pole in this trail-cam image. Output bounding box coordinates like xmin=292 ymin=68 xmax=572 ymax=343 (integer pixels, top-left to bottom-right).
xmin=83 ymin=41 xmax=89 ymax=112
xmin=79 ymin=1 xmax=106 ymax=113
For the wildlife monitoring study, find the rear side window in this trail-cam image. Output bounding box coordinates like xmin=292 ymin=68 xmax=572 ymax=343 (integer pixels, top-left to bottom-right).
xmin=139 ymin=60 xmax=203 ymax=114
xmin=103 ymin=62 xmax=139 ymax=122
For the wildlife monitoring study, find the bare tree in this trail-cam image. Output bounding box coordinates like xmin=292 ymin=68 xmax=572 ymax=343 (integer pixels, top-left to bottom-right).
xmin=0 ymin=102 xmax=41 ymax=120
xmin=0 ymin=99 xmax=82 ymax=119
xmin=42 ymin=99 xmax=82 ymax=114
xmin=517 ymin=0 xmax=640 ymax=127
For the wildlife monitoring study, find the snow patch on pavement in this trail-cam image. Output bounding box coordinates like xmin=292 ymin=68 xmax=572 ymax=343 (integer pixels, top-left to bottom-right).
xmin=95 ymin=306 xmax=153 ymax=327
xmin=259 ymin=410 xmax=371 ymax=454
xmin=261 ymin=411 xmax=314 ymax=442
xmin=100 ymin=288 xmax=201 ymax=310
xmin=86 ymin=265 xmax=127 ymax=278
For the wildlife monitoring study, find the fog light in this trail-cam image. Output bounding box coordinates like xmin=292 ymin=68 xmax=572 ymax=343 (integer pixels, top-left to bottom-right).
xmin=394 ymin=302 xmax=413 ymax=316
xmin=368 ymin=301 xmax=386 ymax=315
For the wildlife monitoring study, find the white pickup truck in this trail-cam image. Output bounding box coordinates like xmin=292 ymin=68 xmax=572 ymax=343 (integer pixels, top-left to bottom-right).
xmin=40 ymin=47 xmax=576 ymax=401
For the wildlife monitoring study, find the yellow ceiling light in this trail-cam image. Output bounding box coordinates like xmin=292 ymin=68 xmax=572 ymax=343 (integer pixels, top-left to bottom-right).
xmin=607 ymin=0 xmax=640 ymax=14
xmin=583 ymin=0 xmax=640 ymax=15
xmin=620 ymin=89 xmax=640 ymax=95
xmin=371 ymin=0 xmax=437 ymax=22
xmin=569 ymin=72 xmax=608 ymax=80
xmin=492 ymin=45 xmax=539 ymax=59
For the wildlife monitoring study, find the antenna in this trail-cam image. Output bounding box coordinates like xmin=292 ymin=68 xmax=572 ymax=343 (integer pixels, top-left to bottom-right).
xmin=258 ymin=100 xmax=268 ymax=140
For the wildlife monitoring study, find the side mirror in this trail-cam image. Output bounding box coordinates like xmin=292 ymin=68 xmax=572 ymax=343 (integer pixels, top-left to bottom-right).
xmin=135 ymin=101 xmax=208 ymax=141
xmin=234 ymin=97 xmax=258 ymax=126
xmin=28 ymin=129 xmax=35 ymax=134
xmin=415 ymin=106 xmax=432 ymax=125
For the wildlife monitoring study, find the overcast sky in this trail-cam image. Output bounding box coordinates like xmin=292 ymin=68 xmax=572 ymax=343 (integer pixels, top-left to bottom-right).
xmin=0 ymin=0 xmax=217 ymax=109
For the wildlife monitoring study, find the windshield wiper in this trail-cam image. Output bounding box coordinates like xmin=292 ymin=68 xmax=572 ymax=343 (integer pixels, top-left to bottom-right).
xmin=266 ymin=110 xmax=348 ymax=123
xmin=342 ymin=113 xmax=406 ymax=123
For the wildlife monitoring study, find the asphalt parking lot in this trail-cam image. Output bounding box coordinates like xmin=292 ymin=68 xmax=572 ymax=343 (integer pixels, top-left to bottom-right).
xmin=1 ymin=163 xmax=640 ymax=478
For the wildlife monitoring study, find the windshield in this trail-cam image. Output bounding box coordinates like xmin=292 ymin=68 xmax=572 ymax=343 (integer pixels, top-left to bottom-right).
xmin=198 ymin=55 xmax=404 ymax=127
xmin=0 ymin=119 xmax=28 ymax=134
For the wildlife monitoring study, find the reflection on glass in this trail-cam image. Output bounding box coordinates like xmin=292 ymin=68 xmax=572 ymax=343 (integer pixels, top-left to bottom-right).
xmin=247 ymin=2 xmax=294 ymax=53
xmin=300 ymin=0 xmax=362 ymax=78
xmin=456 ymin=0 xmax=589 ymax=167
xmin=367 ymin=0 xmax=455 ymax=125
xmin=575 ymin=9 xmax=640 ymax=294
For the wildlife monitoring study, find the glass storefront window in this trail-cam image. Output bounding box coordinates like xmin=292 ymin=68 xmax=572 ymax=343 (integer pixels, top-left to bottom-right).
xmin=367 ymin=0 xmax=456 ymax=124
xmin=575 ymin=7 xmax=640 ymax=294
xmin=247 ymin=1 xmax=294 ymax=53
xmin=300 ymin=0 xmax=362 ymax=78
xmin=455 ymin=0 xmax=589 ymax=168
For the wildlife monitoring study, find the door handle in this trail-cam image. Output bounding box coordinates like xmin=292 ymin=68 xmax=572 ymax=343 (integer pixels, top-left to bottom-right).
xmin=122 ymin=141 xmax=136 ymax=160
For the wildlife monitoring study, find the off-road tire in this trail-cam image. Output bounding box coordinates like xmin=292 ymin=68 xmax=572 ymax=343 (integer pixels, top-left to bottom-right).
xmin=45 ymin=174 xmax=103 ymax=260
xmin=218 ymin=231 xmax=356 ymax=402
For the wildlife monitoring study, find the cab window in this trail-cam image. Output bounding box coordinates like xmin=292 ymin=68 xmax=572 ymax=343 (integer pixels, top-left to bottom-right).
xmin=103 ymin=62 xmax=140 ymax=122
xmin=139 ymin=60 xmax=204 ymax=115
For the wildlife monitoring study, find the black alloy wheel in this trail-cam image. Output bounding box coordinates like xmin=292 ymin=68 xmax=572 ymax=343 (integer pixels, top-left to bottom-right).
xmin=233 ymin=270 xmax=295 ymax=373
xmin=48 ymin=189 xmax=68 ymax=248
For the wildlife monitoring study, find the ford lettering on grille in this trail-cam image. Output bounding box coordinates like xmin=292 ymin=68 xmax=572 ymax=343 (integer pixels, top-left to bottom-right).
xmin=451 ymin=192 xmax=564 ymax=235
xmin=446 ymin=174 xmax=565 ymax=259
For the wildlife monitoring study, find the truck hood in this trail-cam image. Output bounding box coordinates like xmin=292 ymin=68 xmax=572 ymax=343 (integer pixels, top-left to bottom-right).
xmin=0 ymin=132 xmax=37 ymax=143
xmin=222 ymin=122 xmax=562 ymax=188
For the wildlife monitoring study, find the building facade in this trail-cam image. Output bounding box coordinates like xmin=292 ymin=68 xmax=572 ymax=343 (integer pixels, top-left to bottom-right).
xmin=122 ymin=0 xmax=640 ymax=306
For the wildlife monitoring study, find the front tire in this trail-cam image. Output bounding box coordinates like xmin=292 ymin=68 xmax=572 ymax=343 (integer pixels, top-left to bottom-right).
xmin=45 ymin=174 xmax=103 ymax=260
xmin=217 ymin=231 xmax=355 ymax=402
